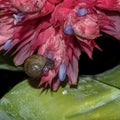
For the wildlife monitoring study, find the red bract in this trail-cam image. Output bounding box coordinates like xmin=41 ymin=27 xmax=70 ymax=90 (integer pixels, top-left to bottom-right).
xmin=0 ymin=0 xmax=120 ymax=91
xmin=10 ymin=0 xmax=46 ymax=12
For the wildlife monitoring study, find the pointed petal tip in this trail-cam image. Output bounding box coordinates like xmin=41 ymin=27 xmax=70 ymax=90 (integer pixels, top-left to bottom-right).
xmin=58 ymin=62 xmax=67 ymax=82
xmin=64 ymin=25 xmax=74 ymax=35
xmin=77 ymin=8 xmax=88 ymax=17
xmin=3 ymin=39 xmax=12 ymax=51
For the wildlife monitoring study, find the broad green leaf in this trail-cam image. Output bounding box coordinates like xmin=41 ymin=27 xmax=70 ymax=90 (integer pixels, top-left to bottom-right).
xmin=0 ymin=65 xmax=120 ymax=120
xmin=95 ymin=65 xmax=120 ymax=88
xmin=0 ymin=64 xmax=23 ymax=71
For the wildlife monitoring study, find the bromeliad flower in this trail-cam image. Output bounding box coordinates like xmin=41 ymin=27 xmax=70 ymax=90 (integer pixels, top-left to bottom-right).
xmin=0 ymin=0 xmax=120 ymax=91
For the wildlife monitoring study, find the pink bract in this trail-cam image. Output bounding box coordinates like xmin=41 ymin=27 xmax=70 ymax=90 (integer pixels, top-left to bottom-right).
xmin=0 ymin=0 xmax=120 ymax=91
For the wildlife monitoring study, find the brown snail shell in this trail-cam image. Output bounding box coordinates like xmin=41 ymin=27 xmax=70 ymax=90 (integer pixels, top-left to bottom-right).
xmin=24 ymin=55 xmax=54 ymax=79
xmin=24 ymin=55 xmax=46 ymax=79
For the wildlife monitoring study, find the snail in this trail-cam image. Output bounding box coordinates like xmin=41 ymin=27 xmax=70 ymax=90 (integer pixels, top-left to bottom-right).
xmin=24 ymin=55 xmax=54 ymax=79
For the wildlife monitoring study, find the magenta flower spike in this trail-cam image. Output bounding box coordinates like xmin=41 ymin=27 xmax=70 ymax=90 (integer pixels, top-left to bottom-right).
xmin=0 ymin=0 xmax=120 ymax=91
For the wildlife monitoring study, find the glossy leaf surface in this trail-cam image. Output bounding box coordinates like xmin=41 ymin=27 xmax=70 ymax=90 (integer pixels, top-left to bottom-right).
xmin=0 ymin=66 xmax=120 ymax=120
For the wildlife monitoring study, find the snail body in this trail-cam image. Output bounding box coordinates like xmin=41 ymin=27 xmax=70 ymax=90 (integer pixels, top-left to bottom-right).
xmin=24 ymin=55 xmax=54 ymax=79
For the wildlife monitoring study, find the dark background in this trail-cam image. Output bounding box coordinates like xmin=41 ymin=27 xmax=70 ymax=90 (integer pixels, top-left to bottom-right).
xmin=0 ymin=34 xmax=120 ymax=98
xmin=79 ymin=34 xmax=120 ymax=75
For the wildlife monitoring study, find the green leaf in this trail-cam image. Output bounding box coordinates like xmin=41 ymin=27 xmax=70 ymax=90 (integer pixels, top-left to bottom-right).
xmin=0 ymin=65 xmax=120 ymax=120
xmin=95 ymin=65 xmax=120 ymax=88
xmin=0 ymin=53 xmax=23 ymax=71
xmin=0 ymin=64 xmax=23 ymax=71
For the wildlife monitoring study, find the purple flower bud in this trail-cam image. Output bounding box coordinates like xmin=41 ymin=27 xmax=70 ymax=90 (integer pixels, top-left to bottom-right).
xmin=42 ymin=58 xmax=54 ymax=73
xmin=64 ymin=25 xmax=74 ymax=35
xmin=3 ymin=39 xmax=12 ymax=51
xmin=13 ymin=12 xmax=25 ymax=25
xmin=42 ymin=66 xmax=49 ymax=73
xmin=58 ymin=62 xmax=67 ymax=81
xmin=77 ymin=8 xmax=88 ymax=16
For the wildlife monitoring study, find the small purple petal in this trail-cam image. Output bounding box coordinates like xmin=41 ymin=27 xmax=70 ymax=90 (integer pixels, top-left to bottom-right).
xmin=77 ymin=8 xmax=88 ymax=16
xmin=3 ymin=39 xmax=12 ymax=51
xmin=42 ymin=66 xmax=49 ymax=73
xmin=58 ymin=62 xmax=67 ymax=81
xmin=64 ymin=25 xmax=74 ymax=35
xmin=13 ymin=12 xmax=25 ymax=25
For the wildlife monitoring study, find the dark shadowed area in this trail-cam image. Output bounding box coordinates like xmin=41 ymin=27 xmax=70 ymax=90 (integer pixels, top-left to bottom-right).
xmin=79 ymin=34 xmax=120 ymax=75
